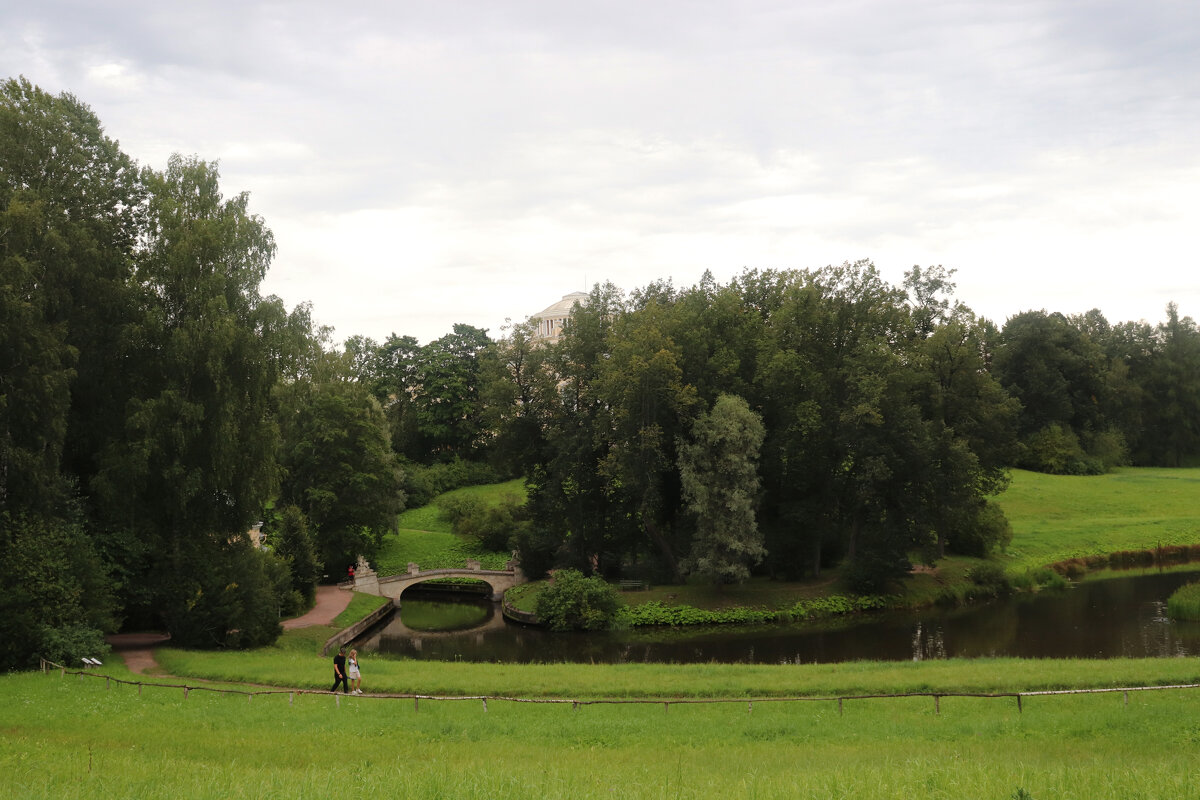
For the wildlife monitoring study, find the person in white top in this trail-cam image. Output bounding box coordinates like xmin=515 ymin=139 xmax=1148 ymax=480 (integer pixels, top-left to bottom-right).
xmin=348 ymin=649 xmax=362 ymax=694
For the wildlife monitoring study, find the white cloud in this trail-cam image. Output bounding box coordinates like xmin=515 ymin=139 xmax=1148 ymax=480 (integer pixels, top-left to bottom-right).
xmin=4 ymin=1 xmax=1199 ymax=342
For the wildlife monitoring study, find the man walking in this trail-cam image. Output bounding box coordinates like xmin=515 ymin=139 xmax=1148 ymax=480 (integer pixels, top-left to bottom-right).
xmin=330 ymin=646 xmax=349 ymax=693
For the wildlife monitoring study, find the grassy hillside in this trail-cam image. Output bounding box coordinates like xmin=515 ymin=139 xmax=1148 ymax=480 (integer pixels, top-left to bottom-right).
xmin=997 ymin=468 xmax=1200 ymax=570
xmin=372 ymin=478 xmax=525 ymax=574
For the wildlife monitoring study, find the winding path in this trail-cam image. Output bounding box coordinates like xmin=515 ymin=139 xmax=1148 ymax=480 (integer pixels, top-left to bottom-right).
xmin=108 ymin=586 xmax=354 ymax=674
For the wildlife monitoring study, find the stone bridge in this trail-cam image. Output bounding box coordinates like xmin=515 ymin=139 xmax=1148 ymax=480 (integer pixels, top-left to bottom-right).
xmin=351 ymin=558 xmax=526 ymax=603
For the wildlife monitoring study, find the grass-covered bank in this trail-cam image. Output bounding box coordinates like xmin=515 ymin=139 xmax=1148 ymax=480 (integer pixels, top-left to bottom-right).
xmin=4 ymin=665 xmax=1200 ymax=799
xmin=155 ymin=642 xmax=1200 ymax=698
xmin=997 ymin=467 xmax=1200 ymax=570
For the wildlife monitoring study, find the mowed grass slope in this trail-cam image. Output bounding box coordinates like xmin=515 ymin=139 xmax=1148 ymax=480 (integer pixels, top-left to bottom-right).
xmin=372 ymin=478 xmax=525 ymax=574
xmin=997 ymin=467 xmax=1200 ymax=570
xmin=4 ymin=666 xmax=1200 ymax=799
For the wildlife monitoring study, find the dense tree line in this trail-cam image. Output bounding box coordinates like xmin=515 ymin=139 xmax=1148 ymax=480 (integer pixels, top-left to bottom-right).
xmin=456 ymin=269 xmax=1200 ymax=590
xmin=1 ymin=79 xmax=402 ymax=668
xmin=5 ymin=77 xmax=1200 ymax=667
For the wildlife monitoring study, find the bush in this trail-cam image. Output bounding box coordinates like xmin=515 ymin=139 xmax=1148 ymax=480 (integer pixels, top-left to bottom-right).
xmin=1020 ymin=425 xmax=1104 ymax=475
xmin=948 ymin=500 xmax=1013 ymax=557
xmin=402 ymin=458 xmax=502 ymax=507
xmin=965 ymin=562 xmax=1012 ymax=598
xmin=440 ymin=494 xmax=525 ymax=552
xmin=0 ymin=513 xmax=116 ymax=671
xmin=37 ymin=623 xmax=110 ymax=668
xmin=1167 ymin=582 xmax=1200 ymax=621
xmin=1012 ymin=567 xmax=1068 ymax=592
xmin=534 ymin=569 xmax=624 ymax=632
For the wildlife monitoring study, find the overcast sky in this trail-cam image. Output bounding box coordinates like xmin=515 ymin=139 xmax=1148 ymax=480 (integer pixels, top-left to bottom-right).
xmin=4 ymin=1 xmax=1198 ymax=344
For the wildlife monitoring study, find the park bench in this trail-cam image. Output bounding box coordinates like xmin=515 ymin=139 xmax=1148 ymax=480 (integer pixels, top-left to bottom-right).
xmin=619 ymin=579 xmax=649 ymax=591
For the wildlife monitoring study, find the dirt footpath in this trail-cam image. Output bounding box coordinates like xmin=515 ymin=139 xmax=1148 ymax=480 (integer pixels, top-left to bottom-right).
xmin=282 ymin=585 xmax=353 ymax=629
xmin=106 ymin=632 xmax=172 ymax=674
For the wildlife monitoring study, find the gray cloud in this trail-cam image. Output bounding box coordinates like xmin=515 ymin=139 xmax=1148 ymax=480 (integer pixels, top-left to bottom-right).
xmin=3 ymin=1 xmax=1198 ymax=341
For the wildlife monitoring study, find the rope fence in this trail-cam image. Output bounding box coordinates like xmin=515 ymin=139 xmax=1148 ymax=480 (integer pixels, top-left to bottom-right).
xmin=39 ymin=658 xmax=1200 ymax=715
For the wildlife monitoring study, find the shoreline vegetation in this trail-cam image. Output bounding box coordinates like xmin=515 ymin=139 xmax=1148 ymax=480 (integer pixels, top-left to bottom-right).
xmin=378 ymin=466 xmax=1200 ymax=629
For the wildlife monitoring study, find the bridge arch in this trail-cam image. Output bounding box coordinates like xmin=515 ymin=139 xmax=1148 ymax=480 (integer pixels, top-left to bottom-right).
xmin=353 ymin=559 xmax=526 ymax=603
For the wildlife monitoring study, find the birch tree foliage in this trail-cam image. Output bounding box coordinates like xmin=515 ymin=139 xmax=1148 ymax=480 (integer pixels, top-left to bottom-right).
xmin=678 ymin=393 xmax=766 ymax=585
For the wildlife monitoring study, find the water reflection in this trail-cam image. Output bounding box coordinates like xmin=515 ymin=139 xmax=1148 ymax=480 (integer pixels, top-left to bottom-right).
xmin=353 ymin=570 xmax=1200 ymax=664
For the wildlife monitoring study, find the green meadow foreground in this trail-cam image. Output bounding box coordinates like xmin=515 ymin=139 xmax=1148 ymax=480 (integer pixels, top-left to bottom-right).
xmin=6 ymin=467 xmax=1200 ymax=798
xmin=4 ymin=661 xmax=1200 ymax=800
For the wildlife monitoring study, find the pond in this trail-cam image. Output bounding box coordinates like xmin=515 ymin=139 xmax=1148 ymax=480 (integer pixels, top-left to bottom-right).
xmin=351 ymin=569 xmax=1200 ymax=664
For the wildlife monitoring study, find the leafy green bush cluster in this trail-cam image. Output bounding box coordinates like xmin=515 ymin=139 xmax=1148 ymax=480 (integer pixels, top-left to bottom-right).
xmin=534 ymin=569 xmax=624 ymax=631
xmin=786 ymin=594 xmax=893 ymax=619
xmin=401 ymin=458 xmax=504 ymax=508
xmin=618 ymin=594 xmax=893 ymax=628
xmin=965 ymin=562 xmax=1012 ymax=597
xmin=619 ymin=602 xmax=781 ymax=627
xmin=1019 ymin=424 xmax=1127 ymax=475
xmin=437 ymin=492 xmax=526 ymax=552
xmin=1010 ymin=567 xmax=1069 ymax=592
xmin=1166 ymin=582 xmax=1200 ymax=621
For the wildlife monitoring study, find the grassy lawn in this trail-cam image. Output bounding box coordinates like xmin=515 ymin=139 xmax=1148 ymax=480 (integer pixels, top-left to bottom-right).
xmin=5 ymin=659 xmax=1200 ymax=799
xmin=373 ymin=478 xmax=524 ymax=574
xmin=997 ymin=467 xmax=1200 ymax=570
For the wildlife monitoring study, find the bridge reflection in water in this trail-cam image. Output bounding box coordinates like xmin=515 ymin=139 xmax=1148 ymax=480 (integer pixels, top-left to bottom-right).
xmin=351 ymin=593 xmax=514 ymax=656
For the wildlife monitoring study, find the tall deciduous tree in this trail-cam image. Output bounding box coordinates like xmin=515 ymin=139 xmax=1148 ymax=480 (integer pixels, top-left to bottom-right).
xmin=412 ymin=323 xmax=491 ymax=460
xmin=277 ymin=354 xmax=404 ymax=574
xmin=678 ymin=394 xmax=765 ymax=585
xmin=93 ymin=154 xmax=285 ymax=640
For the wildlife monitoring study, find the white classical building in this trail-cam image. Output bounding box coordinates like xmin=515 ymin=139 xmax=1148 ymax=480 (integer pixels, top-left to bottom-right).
xmin=530 ymin=291 xmax=589 ymax=343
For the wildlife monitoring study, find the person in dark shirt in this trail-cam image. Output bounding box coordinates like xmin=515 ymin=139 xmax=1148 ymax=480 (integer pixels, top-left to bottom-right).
xmin=330 ymin=646 xmax=349 ymax=693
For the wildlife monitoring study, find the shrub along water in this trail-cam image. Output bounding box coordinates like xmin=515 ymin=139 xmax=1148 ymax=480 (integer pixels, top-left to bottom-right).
xmin=1166 ymin=582 xmax=1200 ymax=621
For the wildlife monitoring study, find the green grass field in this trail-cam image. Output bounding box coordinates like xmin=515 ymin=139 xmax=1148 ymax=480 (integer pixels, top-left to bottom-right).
xmin=997 ymin=467 xmax=1200 ymax=570
xmin=6 ymin=470 xmax=1200 ymax=798
xmin=5 ymin=662 xmax=1200 ymax=799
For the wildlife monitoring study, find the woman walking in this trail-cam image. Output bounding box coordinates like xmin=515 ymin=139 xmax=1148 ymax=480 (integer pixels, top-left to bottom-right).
xmin=348 ymin=649 xmax=362 ymax=694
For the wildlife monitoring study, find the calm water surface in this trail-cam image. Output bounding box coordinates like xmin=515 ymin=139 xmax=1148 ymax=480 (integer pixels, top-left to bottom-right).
xmin=353 ymin=570 xmax=1200 ymax=664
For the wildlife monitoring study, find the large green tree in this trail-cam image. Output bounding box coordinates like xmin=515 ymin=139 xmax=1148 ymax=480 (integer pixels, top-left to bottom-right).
xmin=277 ymin=354 xmax=404 ymax=574
xmin=91 ymin=154 xmax=286 ymax=641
